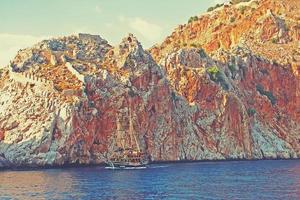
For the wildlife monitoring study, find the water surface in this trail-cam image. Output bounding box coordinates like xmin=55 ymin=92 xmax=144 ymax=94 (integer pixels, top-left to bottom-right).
xmin=0 ymin=160 xmax=299 ymax=199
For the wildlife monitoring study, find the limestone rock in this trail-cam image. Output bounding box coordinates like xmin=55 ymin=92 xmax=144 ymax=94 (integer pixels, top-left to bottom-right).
xmin=50 ymin=54 xmax=57 ymax=66
xmin=0 ymin=0 xmax=299 ymax=168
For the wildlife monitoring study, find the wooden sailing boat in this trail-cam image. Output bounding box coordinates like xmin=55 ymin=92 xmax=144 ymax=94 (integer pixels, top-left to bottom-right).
xmin=106 ymin=98 xmax=149 ymax=169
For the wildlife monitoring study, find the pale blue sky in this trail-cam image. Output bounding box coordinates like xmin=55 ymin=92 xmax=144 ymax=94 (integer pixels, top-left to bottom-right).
xmin=0 ymin=0 xmax=227 ymax=66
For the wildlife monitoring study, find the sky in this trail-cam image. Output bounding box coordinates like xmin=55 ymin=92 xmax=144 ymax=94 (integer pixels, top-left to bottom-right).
xmin=0 ymin=0 xmax=228 ymax=67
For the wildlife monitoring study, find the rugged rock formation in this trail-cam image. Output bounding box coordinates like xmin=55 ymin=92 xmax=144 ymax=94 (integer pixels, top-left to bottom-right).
xmin=0 ymin=0 xmax=299 ymax=168
xmin=0 ymin=155 xmax=10 ymax=169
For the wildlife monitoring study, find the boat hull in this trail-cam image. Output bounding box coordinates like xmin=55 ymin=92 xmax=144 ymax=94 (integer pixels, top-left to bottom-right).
xmin=106 ymin=161 xmax=148 ymax=169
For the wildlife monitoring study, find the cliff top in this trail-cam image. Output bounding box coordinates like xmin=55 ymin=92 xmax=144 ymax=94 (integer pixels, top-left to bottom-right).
xmin=6 ymin=0 xmax=300 ymax=100
xmin=150 ymin=0 xmax=300 ymax=72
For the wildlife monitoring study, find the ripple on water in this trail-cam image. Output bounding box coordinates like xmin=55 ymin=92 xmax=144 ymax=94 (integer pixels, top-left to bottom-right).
xmin=0 ymin=160 xmax=299 ymax=200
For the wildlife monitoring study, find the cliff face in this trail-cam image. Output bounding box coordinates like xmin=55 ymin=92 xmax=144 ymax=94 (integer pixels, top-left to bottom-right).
xmin=0 ymin=0 xmax=299 ymax=168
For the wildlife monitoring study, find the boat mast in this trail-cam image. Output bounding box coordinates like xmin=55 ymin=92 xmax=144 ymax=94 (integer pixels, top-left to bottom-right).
xmin=116 ymin=114 xmax=125 ymax=150
xmin=129 ymin=97 xmax=140 ymax=152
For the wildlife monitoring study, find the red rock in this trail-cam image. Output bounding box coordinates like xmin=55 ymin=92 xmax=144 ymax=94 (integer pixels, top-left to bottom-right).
xmin=0 ymin=0 xmax=299 ymax=168
xmin=0 ymin=129 xmax=5 ymax=141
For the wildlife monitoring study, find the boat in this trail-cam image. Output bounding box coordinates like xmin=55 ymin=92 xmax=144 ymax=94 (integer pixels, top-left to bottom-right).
xmin=105 ymin=97 xmax=149 ymax=169
xmin=106 ymin=148 xmax=149 ymax=169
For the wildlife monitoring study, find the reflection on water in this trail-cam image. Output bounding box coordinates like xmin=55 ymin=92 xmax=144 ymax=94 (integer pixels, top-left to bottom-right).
xmin=0 ymin=170 xmax=75 ymax=200
xmin=0 ymin=160 xmax=299 ymax=200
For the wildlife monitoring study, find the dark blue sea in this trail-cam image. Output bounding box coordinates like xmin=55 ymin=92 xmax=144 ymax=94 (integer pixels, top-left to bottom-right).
xmin=0 ymin=160 xmax=299 ymax=200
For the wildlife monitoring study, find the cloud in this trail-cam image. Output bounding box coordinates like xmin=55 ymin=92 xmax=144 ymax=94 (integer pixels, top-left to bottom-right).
xmin=119 ymin=16 xmax=163 ymax=42
xmin=0 ymin=33 xmax=48 ymax=67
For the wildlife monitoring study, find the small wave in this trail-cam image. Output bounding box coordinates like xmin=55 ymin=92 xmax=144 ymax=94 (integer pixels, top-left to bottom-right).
xmin=105 ymin=166 xmax=147 ymax=170
xmin=148 ymin=165 xmax=169 ymax=169
xmin=104 ymin=165 xmax=169 ymax=170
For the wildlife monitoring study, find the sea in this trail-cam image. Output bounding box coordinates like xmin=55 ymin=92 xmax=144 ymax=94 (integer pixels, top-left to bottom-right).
xmin=0 ymin=160 xmax=299 ymax=200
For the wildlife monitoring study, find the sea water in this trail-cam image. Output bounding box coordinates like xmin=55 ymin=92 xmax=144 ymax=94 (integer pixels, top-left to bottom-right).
xmin=0 ymin=160 xmax=299 ymax=199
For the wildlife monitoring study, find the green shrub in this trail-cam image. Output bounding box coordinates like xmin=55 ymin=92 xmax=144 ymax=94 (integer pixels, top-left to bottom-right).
xmin=239 ymin=6 xmax=247 ymax=14
xmin=282 ymin=23 xmax=289 ymax=31
xmin=191 ymin=43 xmax=197 ymax=48
xmin=230 ymin=17 xmax=236 ymax=23
xmin=271 ymin=38 xmax=278 ymax=44
xmin=126 ymin=59 xmax=135 ymax=67
xmin=198 ymin=48 xmax=206 ymax=58
xmin=256 ymin=84 xmax=264 ymax=93
xmin=272 ymin=59 xmax=278 ymax=65
xmin=128 ymin=89 xmax=136 ymax=97
xmin=191 ymin=43 xmax=200 ymax=48
xmin=207 ymin=66 xmax=220 ymax=76
xmin=228 ymin=64 xmax=236 ymax=73
xmin=216 ymin=72 xmax=229 ymax=90
xmin=88 ymin=101 xmax=95 ymax=107
xmin=207 ymin=66 xmax=229 ymax=90
xmin=247 ymin=108 xmax=256 ymax=116
xmin=207 ymin=3 xmax=224 ymax=12
xmin=188 ymin=16 xmax=198 ymax=23
xmin=171 ymin=91 xmax=177 ymax=101
xmin=207 ymin=7 xmax=214 ymax=12
xmin=256 ymin=84 xmax=277 ymax=105
xmin=231 ymin=0 xmax=251 ymax=4
xmin=265 ymin=91 xmax=276 ymax=105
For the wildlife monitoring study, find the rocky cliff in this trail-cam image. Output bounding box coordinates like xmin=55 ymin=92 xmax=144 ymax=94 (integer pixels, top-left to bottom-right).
xmin=0 ymin=0 xmax=299 ymax=168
